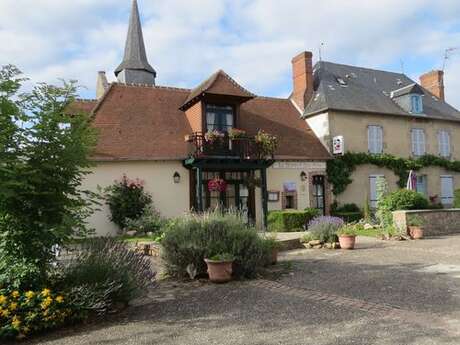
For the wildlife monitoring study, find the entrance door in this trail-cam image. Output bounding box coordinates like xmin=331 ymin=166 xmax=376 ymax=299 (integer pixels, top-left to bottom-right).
xmin=312 ymin=175 xmax=325 ymax=215
xmin=199 ymin=171 xmax=256 ymax=223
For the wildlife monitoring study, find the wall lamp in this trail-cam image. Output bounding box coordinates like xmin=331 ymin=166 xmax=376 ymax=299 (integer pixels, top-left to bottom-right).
xmin=173 ymin=172 xmax=181 ymax=184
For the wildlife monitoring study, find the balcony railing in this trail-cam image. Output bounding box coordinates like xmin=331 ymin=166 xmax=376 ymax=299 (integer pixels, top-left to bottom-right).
xmin=186 ymin=132 xmax=273 ymax=160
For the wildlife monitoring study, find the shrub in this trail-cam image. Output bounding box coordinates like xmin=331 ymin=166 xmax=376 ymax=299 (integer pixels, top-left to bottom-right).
xmin=0 ymin=288 xmax=81 ymax=340
xmin=333 ymin=211 xmax=363 ymax=223
xmin=161 ymin=210 xmax=271 ymax=278
xmin=0 ymin=257 xmax=42 ymax=291
xmin=105 ymin=175 xmax=152 ymax=230
xmin=124 ymin=207 xmax=164 ymax=235
xmin=335 ymin=203 xmax=360 ymax=213
xmin=377 ymin=189 xmax=429 ymax=227
xmin=307 ymin=216 xmax=344 ymax=243
xmin=55 ymin=238 xmax=155 ymax=314
xmin=268 ymin=208 xmax=319 ymax=232
xmin=454 ymin=189 xmax=460 ymax=208
xmin=380 ymin=189 xmax=429 ymax=211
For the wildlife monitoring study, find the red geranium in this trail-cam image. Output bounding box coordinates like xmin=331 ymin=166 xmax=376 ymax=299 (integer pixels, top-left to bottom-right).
xmin=208 ymin=178 xmax=227 ymax=192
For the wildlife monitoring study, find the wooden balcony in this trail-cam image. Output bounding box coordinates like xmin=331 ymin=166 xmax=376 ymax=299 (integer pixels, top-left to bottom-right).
xmin=185 ymin=132 xmax=273 ymax=161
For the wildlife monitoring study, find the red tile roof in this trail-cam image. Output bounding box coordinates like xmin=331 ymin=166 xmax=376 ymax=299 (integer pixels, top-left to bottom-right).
xmin=73 ymin=81 xmax=330 ymax=161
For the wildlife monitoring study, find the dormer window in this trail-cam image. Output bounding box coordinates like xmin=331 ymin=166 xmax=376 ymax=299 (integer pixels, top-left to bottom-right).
xmin=206 ymin=104 xmax=234 ymax=132
xmin=410 ymin=94 xmax=423 ymax=114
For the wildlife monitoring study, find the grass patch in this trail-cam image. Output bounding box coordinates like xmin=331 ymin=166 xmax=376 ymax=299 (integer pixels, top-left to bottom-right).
xmin=354 ymin=227 xmax=381 ymax=238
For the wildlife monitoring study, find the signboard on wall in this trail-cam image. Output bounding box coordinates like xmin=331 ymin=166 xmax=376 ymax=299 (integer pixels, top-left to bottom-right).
xmin=283 ymin=182 xmax=297 ymax=192
xmin=332 ymin=135 xmax=344 ymax=155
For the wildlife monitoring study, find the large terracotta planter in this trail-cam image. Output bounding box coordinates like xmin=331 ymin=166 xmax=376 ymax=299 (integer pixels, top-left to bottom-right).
xmin=408 ymin=226 xmax=424 ymax=240
xmin=204 ymin=258 xmax=233 ymax=283
xmin=338 ymin=235 xmax=356 ymax=250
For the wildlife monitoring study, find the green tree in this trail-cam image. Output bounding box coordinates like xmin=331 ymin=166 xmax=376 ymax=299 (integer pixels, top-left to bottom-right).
xmin=0 ymin=65 xmax=97 ymax=289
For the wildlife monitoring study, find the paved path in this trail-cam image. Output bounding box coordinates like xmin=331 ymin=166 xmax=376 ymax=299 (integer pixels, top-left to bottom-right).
xmin=28 ymin=236 xmax=460 ymax=345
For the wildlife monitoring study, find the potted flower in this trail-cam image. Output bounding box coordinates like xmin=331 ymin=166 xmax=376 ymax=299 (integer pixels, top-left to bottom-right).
xmin=254 ymin=130 xmax=278 ymax=158
xmin=337 ymin=224 xmax=359 ymax=250
xmin=208 ymin=177 xmax=227 ymax=192
xmin=228 ymin=128 xmax=246 ymax=140
xmin=407 ymin=215 xmax=424 ymax=240
xmin=204 ymin=129 xmax=224 ymax=143
xmin=204 ymin=253 xmax=234 ymax=283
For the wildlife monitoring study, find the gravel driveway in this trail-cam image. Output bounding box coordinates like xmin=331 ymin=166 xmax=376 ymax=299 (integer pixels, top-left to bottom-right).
xmin=27 ymin=236 xmax=460 ymax=345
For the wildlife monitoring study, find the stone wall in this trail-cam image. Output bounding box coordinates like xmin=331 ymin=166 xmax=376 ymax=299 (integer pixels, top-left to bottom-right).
xmin=393 ymin=209 xmax=460 ymax=236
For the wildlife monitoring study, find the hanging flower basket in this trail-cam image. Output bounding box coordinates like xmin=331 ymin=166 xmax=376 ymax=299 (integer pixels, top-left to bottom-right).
xmin=208 ymin=178 xmax=227 ymax=192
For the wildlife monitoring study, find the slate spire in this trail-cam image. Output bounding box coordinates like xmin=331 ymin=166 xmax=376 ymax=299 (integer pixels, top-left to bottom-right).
xmin=115 ymin=0 xmax=156 ymax=85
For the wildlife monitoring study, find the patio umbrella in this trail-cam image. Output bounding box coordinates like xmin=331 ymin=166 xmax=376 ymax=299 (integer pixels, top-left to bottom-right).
xmin=406 ymin=170 xmax=417 ymax=190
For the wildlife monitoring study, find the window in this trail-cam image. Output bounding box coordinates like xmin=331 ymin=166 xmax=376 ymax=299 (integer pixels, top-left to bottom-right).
xmin=368 ymin=125 xmax=383 ymax=154
xmin=411 ymin=129 xmax=426 ymax=156
xmin=438 ymin=130 xmax=451 ymax=157
xmin=441 ymin=175 xmax=454 ymax=205
xmin=410 ymin=94 xmax=423 ymax=114
xmin=416 ymin=175 xmax=427 ymax=196
xmin=205 ymin=104 xmax=234 ymax=132
xmin=369 ymin=175 xmax=384 ymax=208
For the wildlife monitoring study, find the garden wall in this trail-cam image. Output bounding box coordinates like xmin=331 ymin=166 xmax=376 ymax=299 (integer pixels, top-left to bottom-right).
xmin=393 ymin=209 xmax=460 ymax=236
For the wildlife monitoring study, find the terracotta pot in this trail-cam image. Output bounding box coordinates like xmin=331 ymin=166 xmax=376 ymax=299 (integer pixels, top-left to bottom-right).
xmin=408 ymin=226 xmax=424 ymax=240
xmin=271 ymin=248 xmax=278 ymax=265
xmin=204 ymin=259 xmax=233 ymax=283
xmin=338 ymin=235 xmax=356 ymax=250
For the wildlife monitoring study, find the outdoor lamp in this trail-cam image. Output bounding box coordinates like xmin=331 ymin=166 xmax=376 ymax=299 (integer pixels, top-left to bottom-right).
xmin=173 ymin=172 xmax=181 ymax=184
xmin=300 ymin=171 xmax=307 ymax=181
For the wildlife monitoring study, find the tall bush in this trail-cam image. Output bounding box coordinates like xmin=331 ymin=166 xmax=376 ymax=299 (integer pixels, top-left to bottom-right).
xmin=0 ymin=65 xmax=97 ymax=289
xmin=161 ymin=210 xmax=271 ymax=278
xmin=105 ymin=175 xmax=152 ymax=230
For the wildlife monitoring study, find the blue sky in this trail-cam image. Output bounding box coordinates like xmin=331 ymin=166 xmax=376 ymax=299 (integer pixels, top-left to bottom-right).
xmin=1 ymin=0 xmax=460 ymax=108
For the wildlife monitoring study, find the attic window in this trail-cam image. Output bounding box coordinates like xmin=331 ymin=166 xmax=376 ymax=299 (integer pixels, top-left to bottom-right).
xmin=410 ymin=94 xmax=423 ymax=114
xmin=336 ymin=77 xmax=347 ymax=86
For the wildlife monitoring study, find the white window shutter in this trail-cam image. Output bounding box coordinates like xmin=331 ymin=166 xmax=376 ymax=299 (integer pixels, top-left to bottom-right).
xmin=411 ymin=130 xmax=417 ymax=155
xmin=420 ymin=130 xmax=425 ymax=155
xmin=376 ymin=126 xmax=383 ymax=153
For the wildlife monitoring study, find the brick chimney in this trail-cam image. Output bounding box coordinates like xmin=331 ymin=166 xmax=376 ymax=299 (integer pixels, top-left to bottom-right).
xmin=420 ymin=70 xmax=445 ymax=101
xmin=291 ymin=51 xmax=313 ymax=111
xmin=96 ymin=71 xmax=109 ymax=99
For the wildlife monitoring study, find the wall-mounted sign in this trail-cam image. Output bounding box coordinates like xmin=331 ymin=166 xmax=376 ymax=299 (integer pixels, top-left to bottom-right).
xmin=332 ymin=135 xmax=344 ymax=155
xmin=283 ymin=182 xmax=297 ymax=192
xmin=268 ymin=191 xmax=280 ymax=202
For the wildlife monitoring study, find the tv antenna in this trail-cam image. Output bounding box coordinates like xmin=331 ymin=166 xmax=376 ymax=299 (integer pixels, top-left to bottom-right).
xmin=442 ymin=47 xmax=459 ymax=71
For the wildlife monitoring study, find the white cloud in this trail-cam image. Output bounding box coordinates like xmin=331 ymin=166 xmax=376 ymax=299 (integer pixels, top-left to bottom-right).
xmin=1 ymin=0 xmax=460 ymax=108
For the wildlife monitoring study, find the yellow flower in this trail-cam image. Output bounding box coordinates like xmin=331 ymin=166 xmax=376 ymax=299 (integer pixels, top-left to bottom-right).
xmin=2 ymin=309 xmax=10 ymax=318
xmin=40 ymin=296 xmax=53 ymax=310
xmin=55 ymin=295 xmax=64 ymax=303
xmin=25 ymin=291 xmax=35 ymax=300
xmin=0 ymin=295 xmax=6 ymax=305
xmin=11 ymin=291 xmax=20 ymax=299
xmin=11 ymin=316 xmax=21 ymax=329
xmin=41 ymin=288 xmax=51 ymax=297
xmin=22 ymin=326 xmax=30 ymax=334
xmin=9 ymin=302 xmax=18 ymax=311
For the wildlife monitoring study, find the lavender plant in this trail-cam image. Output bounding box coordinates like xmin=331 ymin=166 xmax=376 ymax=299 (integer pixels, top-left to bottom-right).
xmin=307 ymin=216 xmax=345 ymax=243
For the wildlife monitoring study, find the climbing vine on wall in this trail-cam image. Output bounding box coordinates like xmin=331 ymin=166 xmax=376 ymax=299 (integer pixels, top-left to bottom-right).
xmin=327 ymin=152 xmax=460 ymax=195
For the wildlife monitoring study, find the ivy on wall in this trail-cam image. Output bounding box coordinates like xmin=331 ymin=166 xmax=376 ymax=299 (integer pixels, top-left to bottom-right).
xmin=326 ymin=152 xmax=460 ymax=195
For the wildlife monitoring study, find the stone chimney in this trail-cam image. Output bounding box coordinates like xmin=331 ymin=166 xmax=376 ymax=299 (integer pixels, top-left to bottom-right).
xmin=291 ymin=51 xmax=313 ymax=111
xmin=96 ymin=71 xmax=109 ymax=99
xmin=420 ymin=70 xmax=445 ymax=101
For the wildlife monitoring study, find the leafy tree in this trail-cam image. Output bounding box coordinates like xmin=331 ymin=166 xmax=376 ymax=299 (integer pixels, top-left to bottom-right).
xmin=0 ymin=65 xmax=97 ymax=288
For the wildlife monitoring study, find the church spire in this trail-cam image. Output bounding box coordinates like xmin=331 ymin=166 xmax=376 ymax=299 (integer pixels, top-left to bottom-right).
xmin=115 ymin=0 xmax=156 ymax=85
